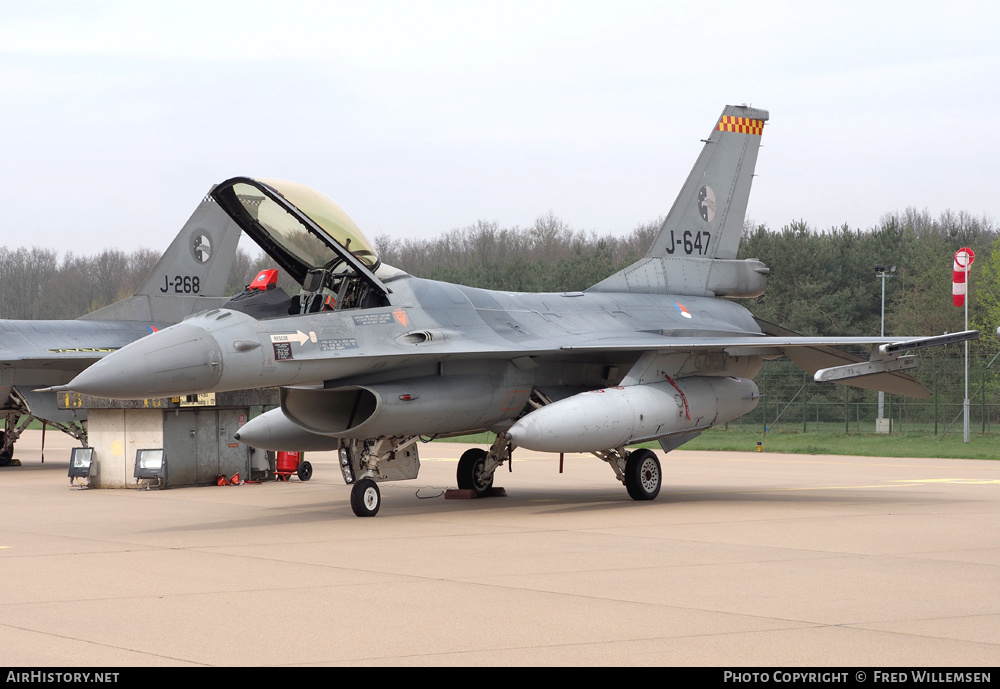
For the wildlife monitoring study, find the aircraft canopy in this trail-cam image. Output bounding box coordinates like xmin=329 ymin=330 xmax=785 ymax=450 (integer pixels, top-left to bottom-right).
xmin=211 ymin=177 xmax=380 ymax=287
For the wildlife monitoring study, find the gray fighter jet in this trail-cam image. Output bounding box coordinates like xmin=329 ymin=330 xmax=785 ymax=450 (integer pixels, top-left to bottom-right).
xmin=0 ymin=193 xmax=243 ymax=464
xmin=64 ymin=105 xmax=978 ymax=516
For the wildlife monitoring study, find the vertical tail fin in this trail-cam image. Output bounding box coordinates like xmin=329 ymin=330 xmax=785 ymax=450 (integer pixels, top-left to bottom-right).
xmin=133 ymin=193 xmax=242 ymax=299
xmin=647 ymin=104 xmax=768 ymax=260
xmin=588 ymin=104 xmax=770 ymax=297
xmin=80 ymin=192 xmax=243 ymax=322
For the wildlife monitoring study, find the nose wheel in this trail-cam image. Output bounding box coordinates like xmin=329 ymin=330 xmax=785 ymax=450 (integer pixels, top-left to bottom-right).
xmin=351 ymin=478 xmax=381 ymax=517
xmin=624 ymin=449 xmax=661 ymax=501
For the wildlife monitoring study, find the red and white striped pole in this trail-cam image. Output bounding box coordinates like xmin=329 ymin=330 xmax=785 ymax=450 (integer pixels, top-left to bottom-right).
xmin=952 ymin=248 xmax=974 ymax=307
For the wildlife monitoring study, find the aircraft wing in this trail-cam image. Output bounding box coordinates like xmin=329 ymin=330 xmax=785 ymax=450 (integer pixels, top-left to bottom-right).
xmin=0 ymin=353 xmax=110 ymax=370
xmin=752 ymin=318 xmax=975 ymax=399
xmin=560 ymin=320 xmax=980 ymax=400
xmin=0 ymin=320 xmax=165 ymax=373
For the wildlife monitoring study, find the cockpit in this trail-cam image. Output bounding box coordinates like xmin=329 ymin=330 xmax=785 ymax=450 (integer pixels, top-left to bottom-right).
xmin=211 ymin=177 xmax=394 ymax=318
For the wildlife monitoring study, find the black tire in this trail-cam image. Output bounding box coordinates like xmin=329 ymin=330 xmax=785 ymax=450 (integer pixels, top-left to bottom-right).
xmin=457 ymin=448 xmax=493 ymax=496
xmin=624 ymin=449 xmax=661 ymax=501
xmin=351 ymin=478 xmax=380 ymax=517
xmin=297 ymin=461 xmax=313 ymax=482
xmin=0 ymin=432 xmax=10 ymax=468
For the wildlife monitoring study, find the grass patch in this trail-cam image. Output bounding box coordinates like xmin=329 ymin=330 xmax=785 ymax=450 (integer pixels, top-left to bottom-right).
xmin=438 ymin=428 xmax=1000 ymax=460
xmin=437 ymin=432 xmax=495 ymax=445
xmin=28 ymin=419 xmax=999 ymax=460
xmin=655 ymin=428 xmax=1000 ymax=460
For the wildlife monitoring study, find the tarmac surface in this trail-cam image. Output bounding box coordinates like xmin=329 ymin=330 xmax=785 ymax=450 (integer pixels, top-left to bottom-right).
xmin=1 ymin=430 xmax=998 ymax=667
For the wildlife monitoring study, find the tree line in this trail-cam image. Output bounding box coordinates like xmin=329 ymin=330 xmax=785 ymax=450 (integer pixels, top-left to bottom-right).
xmin=5 ymin=206 xmax=997 ymax=430
xmin=739 ymin=208 xmax=996 ymax=341
xmin=373 ymin=211 xmax=661 ymax=293
xmin=2 ymin=207 xmax=997 ymax=349
xmin=0 ymin=247 xmax=160 ymax=320
xmin=374 ymin=206 xmax=1000 ymax=349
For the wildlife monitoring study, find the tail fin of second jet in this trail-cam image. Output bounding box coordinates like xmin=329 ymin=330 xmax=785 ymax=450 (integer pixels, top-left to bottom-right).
xmin=79 ymin=192 xmax=243 ymax=323
xmin=588 ymin=104 xmax=770 ymax=297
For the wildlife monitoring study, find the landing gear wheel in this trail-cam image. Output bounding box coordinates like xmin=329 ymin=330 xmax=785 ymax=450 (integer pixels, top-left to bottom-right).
xmin=457 ymin=448 xmax=493 ymax=497
xmin=351 ymin=478 xmax=380 ymax=517
xmin=297 ymin=461 xmax=313 ymax=481
xmin=624 ymin=449 xmax=661 ymax=501
xmin=0 ymin=432 xmax=10 ymax=468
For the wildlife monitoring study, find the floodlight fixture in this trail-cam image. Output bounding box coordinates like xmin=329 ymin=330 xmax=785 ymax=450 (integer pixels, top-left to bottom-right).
xmin=68 ymin=447 xmax=94 ymax=488
xmin=134 ymin=449 xmax=167 ymax=490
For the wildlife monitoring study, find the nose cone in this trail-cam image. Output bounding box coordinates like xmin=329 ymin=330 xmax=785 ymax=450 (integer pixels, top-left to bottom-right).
xmin=505 ymin=414 xmax=546 ymax=451
xmin=68 ymin=323 xmax=224 ymax=399
xmin=236 ymin=408 xmax=342 ymax=451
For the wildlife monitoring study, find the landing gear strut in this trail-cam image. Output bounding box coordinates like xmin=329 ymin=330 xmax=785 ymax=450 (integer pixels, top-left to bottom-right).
xmin=2 ymin=392 xmax=88 ymax=468
xmin=340 ymin=437 xmax=421 ymax=517
xmin=0 ymin=413 xmax=36 ymax=467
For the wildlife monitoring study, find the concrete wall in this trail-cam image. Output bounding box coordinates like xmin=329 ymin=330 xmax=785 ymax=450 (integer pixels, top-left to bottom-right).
xmin=88 ymin=409 xmax=164 ymax=488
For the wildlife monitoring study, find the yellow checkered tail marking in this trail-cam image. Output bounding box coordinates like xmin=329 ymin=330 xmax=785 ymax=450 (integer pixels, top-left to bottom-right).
xmin=717 ymin=116 xmax=765 ymax=136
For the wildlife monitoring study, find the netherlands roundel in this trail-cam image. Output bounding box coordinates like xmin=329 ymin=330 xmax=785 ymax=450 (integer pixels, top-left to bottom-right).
xmin=192 ymin=234 xmax=212 ymax=263
xmin=698 ymin=186 xmax=716 ymax=222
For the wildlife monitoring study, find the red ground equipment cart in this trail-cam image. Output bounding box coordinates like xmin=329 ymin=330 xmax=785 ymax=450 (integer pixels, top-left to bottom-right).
xmin=275 ymin=450 xmax=312 ymax=482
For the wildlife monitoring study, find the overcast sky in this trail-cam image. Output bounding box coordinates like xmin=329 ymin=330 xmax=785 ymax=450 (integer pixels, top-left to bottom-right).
xmin=2 ymin=1 xmax=998 ymax=257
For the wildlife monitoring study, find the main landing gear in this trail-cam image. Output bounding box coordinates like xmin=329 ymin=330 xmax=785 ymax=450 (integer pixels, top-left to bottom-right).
xmin=455 ymin=441 xmax=663 ymax=503
xmin=340 ymin=432 xmax=664 ymax=517
xmin=457 ymin=448 xmax=493 ymax=496
xmin=455 ymin=435 xmax=511 ymax=498
xmin=2 ymin=399 xmax=88 ymax=468
xmin=623 ymin=448 xmax=662 ymax=500
xmin=593 ymin=446 xmax=663 ymax=501
xmin=0 ymin=433 xmax=12 ymax=467
xmin=1 ymin=414 xmax=38 ymax=467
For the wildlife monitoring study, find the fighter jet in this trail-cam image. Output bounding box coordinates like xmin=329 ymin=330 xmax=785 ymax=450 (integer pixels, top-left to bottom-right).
xmin=0 ymin=193 xmax=243 ymax=464
xmin=64 ymin=105 xmax=978 ymax=516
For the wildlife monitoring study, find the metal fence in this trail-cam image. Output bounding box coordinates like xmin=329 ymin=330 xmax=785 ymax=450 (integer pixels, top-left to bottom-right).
xmin=726 ymin=354 xmax=999 ymax=436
